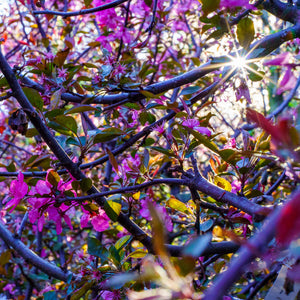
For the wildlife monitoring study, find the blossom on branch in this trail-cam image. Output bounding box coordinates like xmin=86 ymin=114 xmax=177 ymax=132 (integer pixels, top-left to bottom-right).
xmin=5 ymin=172 xmax=28 ymax=210
xmin=182 ymin=119 xmax=211 ymax=136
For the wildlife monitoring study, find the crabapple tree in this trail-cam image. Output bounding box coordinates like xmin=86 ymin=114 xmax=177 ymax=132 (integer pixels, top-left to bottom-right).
xmin=0 ymin=0 xmax=300 ymax=299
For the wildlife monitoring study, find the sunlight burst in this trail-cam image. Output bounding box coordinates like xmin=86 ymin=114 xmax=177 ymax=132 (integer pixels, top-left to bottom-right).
xmin=230 ymin=55 xmax=247 ymax=70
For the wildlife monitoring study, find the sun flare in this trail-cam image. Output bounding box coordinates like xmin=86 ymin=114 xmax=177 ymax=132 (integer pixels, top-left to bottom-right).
xmin=230 ymin=55 xmax=247 ymax=70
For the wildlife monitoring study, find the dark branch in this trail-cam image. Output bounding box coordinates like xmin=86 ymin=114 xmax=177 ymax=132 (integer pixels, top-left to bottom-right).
xmin=32 ymin=0 xmax=128 ymax=17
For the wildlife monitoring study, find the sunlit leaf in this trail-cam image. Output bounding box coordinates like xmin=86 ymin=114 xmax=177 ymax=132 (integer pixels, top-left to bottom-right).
xmin=104 ymin=200 xmax=121 ymax=222
xmin=115 ymin=235 xmax=132 ymax=251
xmin=214 ymin=176 xmax=232 ymax=192
xmin=166 ymin=197 xmax=193 ymax=216
xmin=237 ymin=17 xmax=255 ymax=49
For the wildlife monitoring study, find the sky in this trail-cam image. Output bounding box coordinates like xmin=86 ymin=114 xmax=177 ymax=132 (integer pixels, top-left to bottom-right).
xmin=0 ymin=0 xmax=10 ymax=12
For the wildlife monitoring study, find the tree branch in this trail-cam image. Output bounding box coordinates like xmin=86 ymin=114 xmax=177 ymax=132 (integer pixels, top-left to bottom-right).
xmin=0 ymin=221 xmax=72 ymax=282
xmin=203 ymin=206 xmax=282 ymax=299
xmin=262 ymin=0 xmax=300 ymax=24
xmin=32 ymin=0 xmax=128 ymax=17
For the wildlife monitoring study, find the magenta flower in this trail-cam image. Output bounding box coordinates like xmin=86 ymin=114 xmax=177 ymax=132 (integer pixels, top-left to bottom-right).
xmin=140 ymin=199 xmax=173 ymax=232
xmin=182 ymin=119 xmax=211 ymax=136
xmin=224 ymin=138 xmax=237 ymax=149
xmin=28 ymin=175 xmax=75 ymax=234
xmin=154 ymin=120 xmax=166 ymax=135
xmin=235 ymin=81 xmax=251 ymax=103
xmin=5 ymin=172 xmax=28 ymax=210
xmin=220 ymin=0 xmax=255 ymax=10
xmin=264 ymin=52 xmax=291 ymax=66
xmin=35 ymin=179 xmax=52 ymax=195
xmin=277 ymin=67 xmax=297 ymax=95
xmin=231 ymin=180 xmax=241 ymax=194
xmin=101 ymin=290 xmax=121 ymax=300
xmin=45 ymin=51 xmax=54 ymax=60
xmin=57 ymin=67 xmax=68 ymax=80
xmin=91 ymin=208 xmax=110 ymax=232
xmin=81 ymin=208 xmax=110 ymax=232
xmin=3 ymin=283 xmax=16 ymax=295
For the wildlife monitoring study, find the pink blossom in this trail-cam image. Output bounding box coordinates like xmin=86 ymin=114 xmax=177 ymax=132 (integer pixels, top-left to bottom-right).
xmin=91 ymin=208 xmax=110 ymax=232
xmin=231 ymin=180 xmax=241 ymax=194
xmin=140 ymin=199 xmax=173 ymax=232
xmin=154 ymin=121 xmax=166 ymax=134
xmin=80 ymin=210 xmax=90 ymax=228
xmin=81 ymin=208 xmax=110 ymax=232
xmin=182 ymin=119 xmax=211 ymax=136
xmin=224 ymin=138 xmax=236 ymax=149
xmin=28 ymin=175 xmax=75 ymax=234
xmin=57 ymin=67 xmax=68 ymax=80
xmin=235 ymin=81 xmax=251 ymax=103
xmin=35 ymin=180 xmax=52 ymax=195
xmin=5 ymin=172 xmax=28 ymax=210
xmin=96 ymin=34 xmax=115 ymax=52
xmin=264 ymin=52 xmax=291 ymax=66
xmin=277 ymin=67 xmax=297 ymax=94
xmin=220 ymin=0 xmax=255 ymax=10
xmin=101 ymin=290 xmax=121 ymax=300
xmin=45 ymin=51 xmax=54 ymax=60
xmin=3 ymin=283 xmax=16 ymax=295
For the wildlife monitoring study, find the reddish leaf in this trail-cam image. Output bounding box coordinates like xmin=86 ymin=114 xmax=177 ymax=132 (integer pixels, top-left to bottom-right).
xmin=276 ymin=191 xmax=300 ymax=245
xmin=246 ymin=108 xmax=286 ymax=144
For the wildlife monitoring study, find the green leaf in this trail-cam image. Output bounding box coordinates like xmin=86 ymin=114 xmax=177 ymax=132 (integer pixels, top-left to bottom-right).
xmin=48 ymin=121 xmax=74 ymax=136
xmin=80 ymin=178 xmax=92 ymax=193
xmin=70 ymin=281 xmax=94 ymax=300
xmin=218 ymin=149 xmax=236 ymax=164
xmin=6 ymin=162 xmax=16 ymax=172
xmin=151 ymin=146 xmax=176 ymax=157
xmin=0 ymin=76 xmax=8 ymax=88
xmin=249 ymin=70 xmax=265 ymax=81
xmin=53 ymin=115 xmax=78 ymax=134
xmin=65 ymin=105 xmax=99 ymax=114
xmin=93 ymin=128 xmax=124 ymax=143
xmin=50 ymin=89 xmax=62 ymax=110
xmin=87 ymin=237 xmax=108 ymax=260
xmin=104 ymin=200 xmax=121 ymax=222
xmin=54 ymin=48 xmax=70 ymax=68
xmin=115 ymin=235 xmax=133 ymax=251
xmin=23 ymin=87 xmax=44 ymax=111
xmin=200 ymin=0 xmax=220 ymax=15
xmin=139 ymin=111 xmax=156 ymax=125
xmin=44 ymin=108 xmax=65 ymax=119
xmin=183 ymin=233 xmax=212 ymax=258
xmin=127 ymin=249 xmax=148 ymax=259
xmin=139 ymin=90 xmax=156 ymax=98
xmin=237 ymin=17 xmax=255 ymax=49
xmin=148 ymin=203 xmax=167 ymax=257
xmin=186 ymin=128 xmax=220 ymax=154
xmin=84 ymin=0 xmax=93 ymax=6
xmin=106 ymin=148 xmax=119 ymax=173
xmin=44 ymin=291 xmax=57 ymax=300
xmin=24 ymin=155 xmax=50 ymax=169
xmin=109 ymin=245 xmax=121 ymax=266
xmin=166 ymin=197 xmax=193 ymax=215
xmin=66 ymin=137 xmax=80 ymax=147
xmin=0 ymin=250 xmax=11 ymax=266
xmin=25 ymin=127 xmax=39 ymax=138
xmin=47 ymin=169 xmax=60 ymax=187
